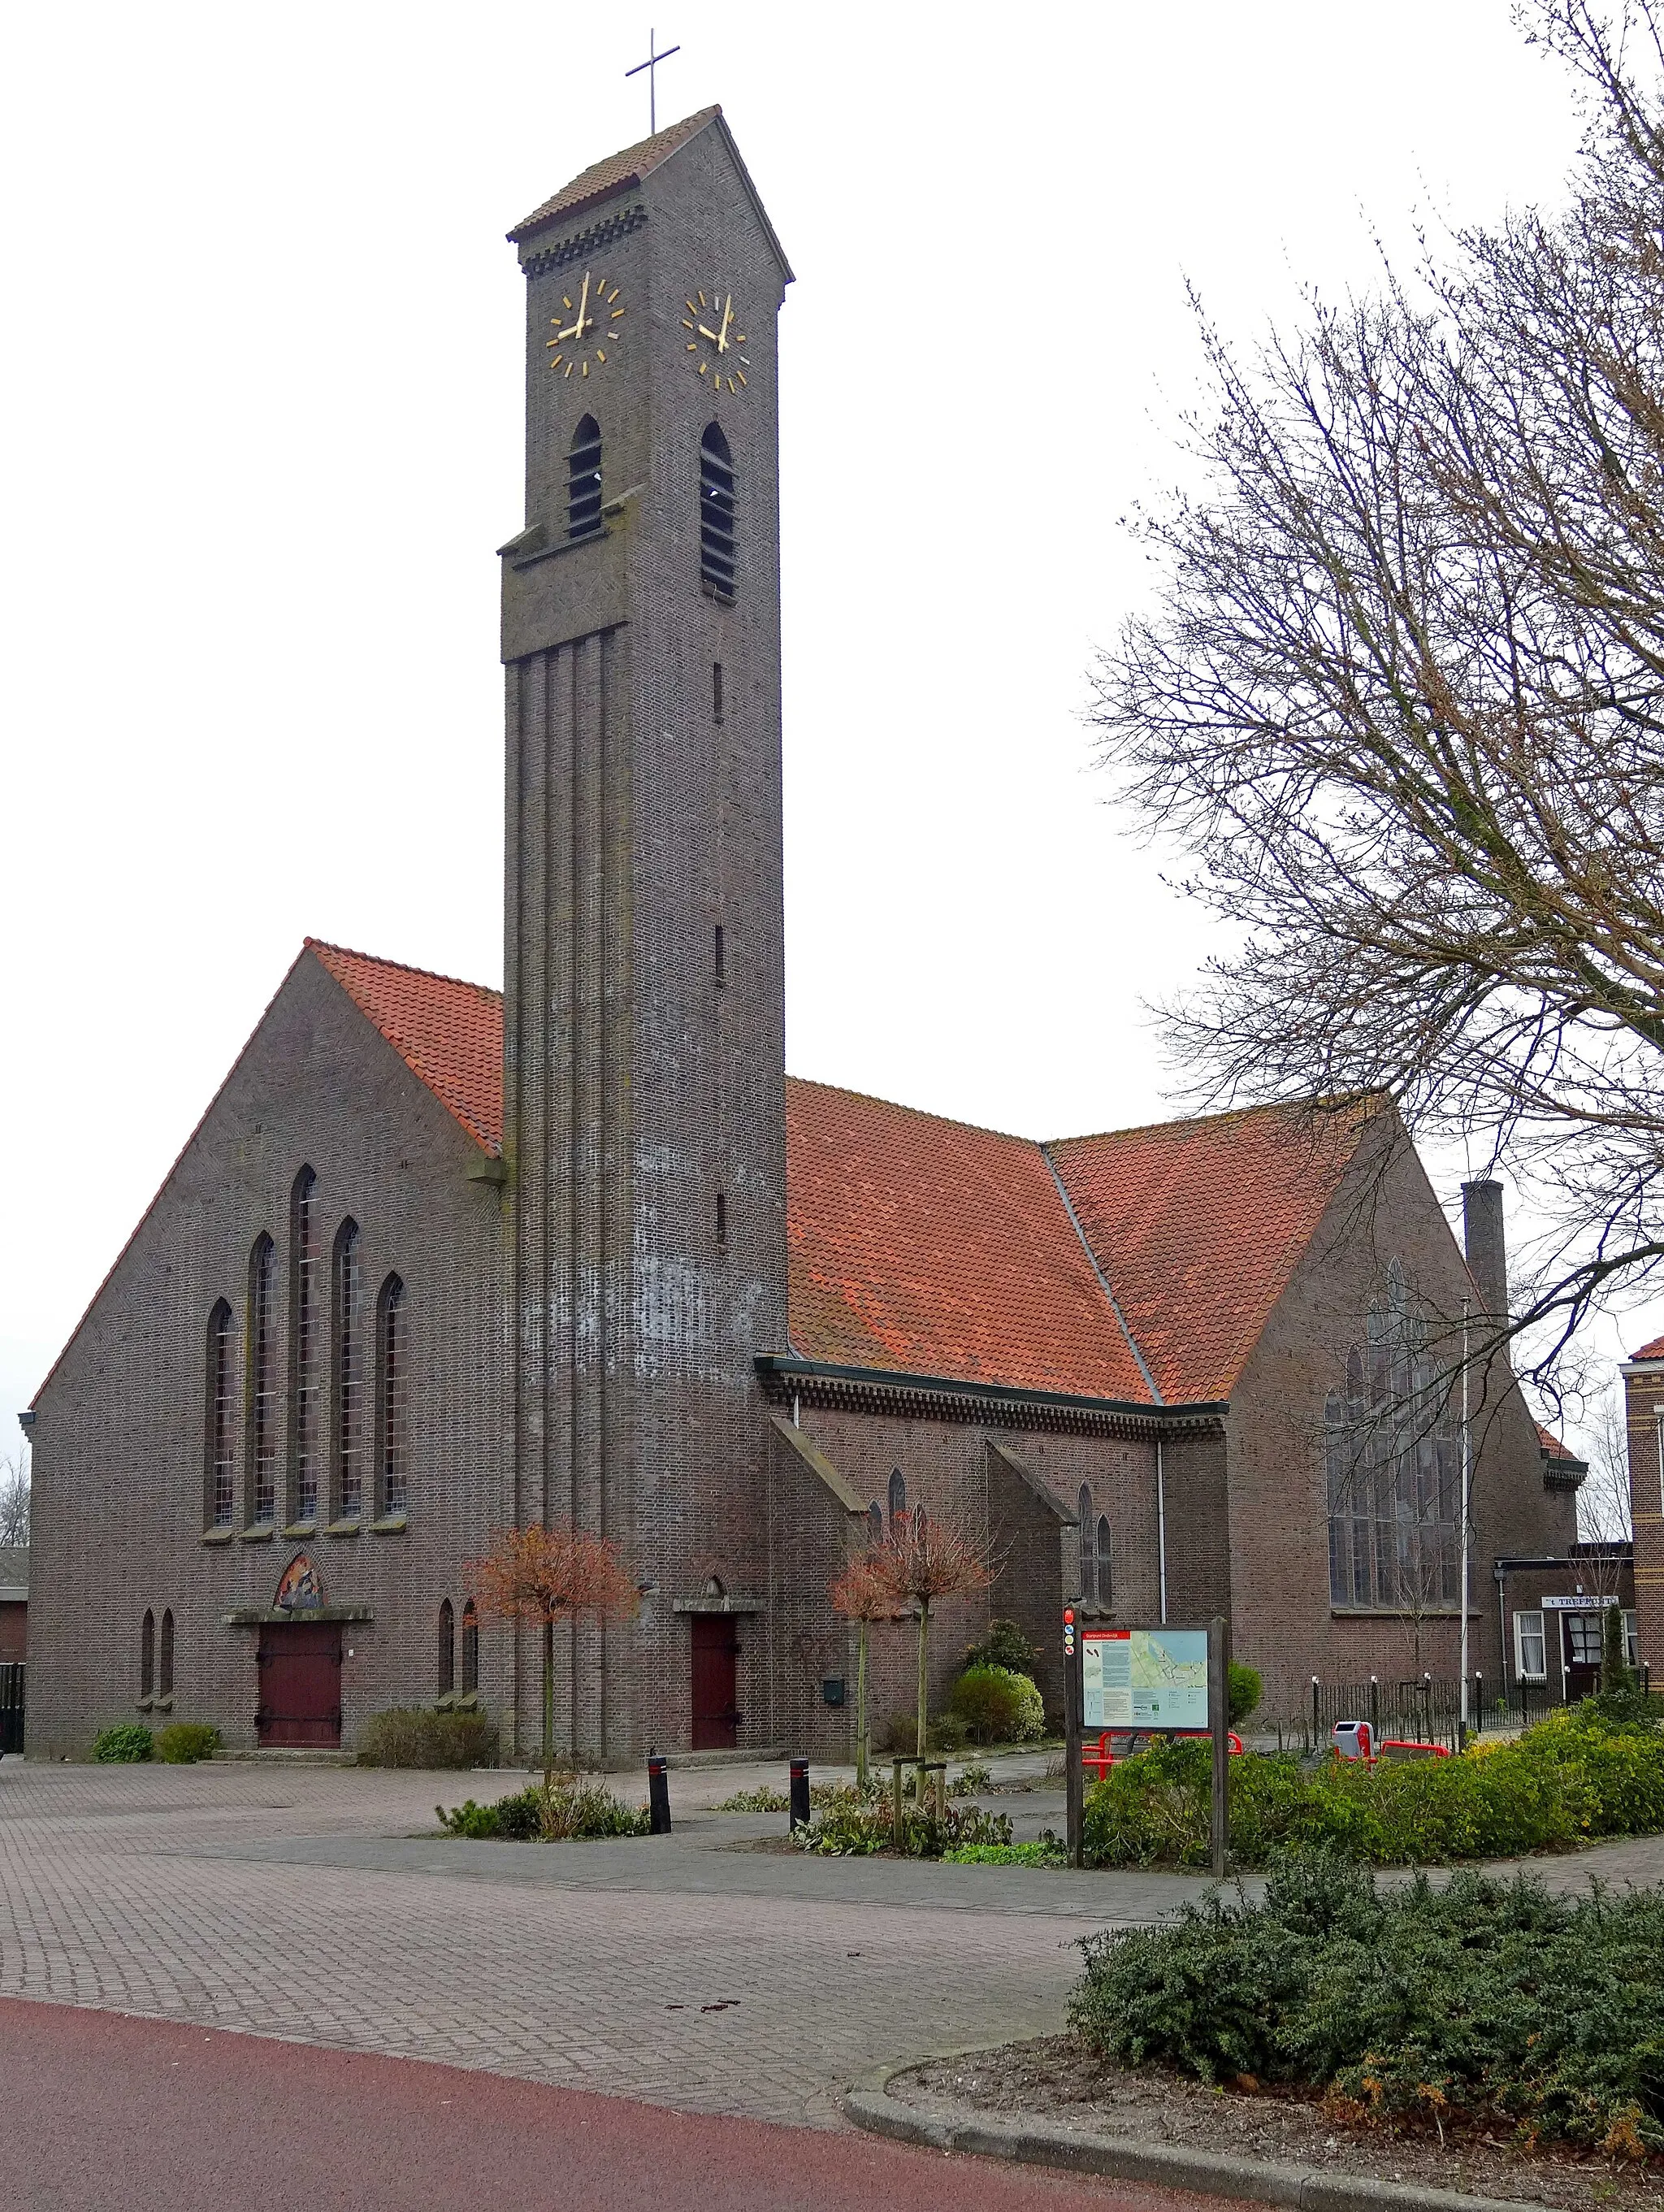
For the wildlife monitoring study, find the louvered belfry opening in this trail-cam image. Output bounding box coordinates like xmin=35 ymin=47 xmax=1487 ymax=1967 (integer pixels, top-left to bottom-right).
xmin=567 ymin=414 xmax=603 ymax=540
xmin=699 ymin=422 xmax=736 ymax=598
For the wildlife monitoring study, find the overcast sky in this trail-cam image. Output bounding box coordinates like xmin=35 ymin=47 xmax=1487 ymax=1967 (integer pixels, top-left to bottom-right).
xmin=2 ymin=1 xmax=1644 ymax=1476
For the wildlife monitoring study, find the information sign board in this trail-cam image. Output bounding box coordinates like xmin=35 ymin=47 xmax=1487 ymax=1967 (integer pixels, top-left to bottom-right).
xmin=1081 ymin=1626 xmax=1211 ymax=1731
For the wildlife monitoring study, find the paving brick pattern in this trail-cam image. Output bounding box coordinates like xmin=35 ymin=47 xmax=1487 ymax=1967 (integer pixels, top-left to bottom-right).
xmin=3 ymin=1759 xmax=1659 ymax=2132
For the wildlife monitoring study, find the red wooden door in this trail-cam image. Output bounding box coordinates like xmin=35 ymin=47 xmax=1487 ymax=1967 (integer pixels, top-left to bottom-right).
xmin=257 ymin=1621 xmax=342 ymax=1746
xmin=690 ymin=1615 xmax=739 ymax=1750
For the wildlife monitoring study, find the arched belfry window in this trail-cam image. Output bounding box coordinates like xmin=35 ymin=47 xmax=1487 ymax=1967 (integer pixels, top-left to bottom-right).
xmin=377 ymin=1274 xmax=408 ymax=1518
xmin=206 ymin=1300 xmax=236 ymax=1529
xmin=159 ymin=1608 xmax=175 ymax=1699
xmin=140 ymin=1609 xmax=155 ymax=1698
xmin=334 ymin=1220 xmax=363 ymax=1520
xmin=248 ymin=1234 xmax=278 ymax=1525
xmin=568 ymin=414 xmax=603 ymax=540
xmin=438 ymin=1598 xmax=455 ymax=1696
xmin=699 ymin=423 xmax=736 ymax=598
xmin=290 ymin=1168 xmax=322 ymax=1525
xmin=887 ymin=1468 xmax=906 ymax=1524
xmin=461 ymin=1601 xmax=479 ymax=1694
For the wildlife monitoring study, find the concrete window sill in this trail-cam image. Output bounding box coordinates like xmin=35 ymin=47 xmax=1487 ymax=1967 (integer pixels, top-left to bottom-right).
xmin=324 ymin=1519 xmax=362 ymax=1538
xmin=283 ymin=1521 xmax=318 ymax=1539
xmin=201 ymin=1527 xmax=236 ymax=1546
xmin=370 ymin=1515 xmax=408 ymax=1535
xmin=240 ymin=1525 xmax=276 ymax=1543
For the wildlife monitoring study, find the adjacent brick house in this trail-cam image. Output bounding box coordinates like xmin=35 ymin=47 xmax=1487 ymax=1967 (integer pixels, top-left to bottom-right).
xmin=22 ymin=109 xmax=1583 ymax=1761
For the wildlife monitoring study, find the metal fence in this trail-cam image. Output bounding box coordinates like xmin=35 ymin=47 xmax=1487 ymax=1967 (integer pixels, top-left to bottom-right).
xmin=1267 ymin=1672 xmax=1557 ymax=1754
xmin=0 ymin=1663 xmax=23 ymax=1754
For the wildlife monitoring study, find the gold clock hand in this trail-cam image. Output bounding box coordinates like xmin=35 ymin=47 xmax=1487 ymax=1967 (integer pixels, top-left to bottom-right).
xmin=697 ymin=324 xmax=722 ymax=343
xmin=717 ymin=297 xmax=734 ymax=353
xmin=574 ymin=269 xmax=592 ymax=338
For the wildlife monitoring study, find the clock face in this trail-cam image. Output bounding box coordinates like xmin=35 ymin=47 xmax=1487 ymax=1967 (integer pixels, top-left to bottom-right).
xmin=682 ymin=289 xmax=750 ymax=395
xmin=545 ymin=269 xmax=625 ymax=379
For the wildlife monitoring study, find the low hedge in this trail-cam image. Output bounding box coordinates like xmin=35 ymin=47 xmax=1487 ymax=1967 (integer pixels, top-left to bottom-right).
xmin=155 ymin=1723 xmax=219 ymax=1764
xmin=1083 ymin=1706 xmax=1664 ymax=1869
xmin=358 ymin=1707 xmax=499 ymax=1770
xmin=1071 ymin=1850 xmax=1664 ymax=2154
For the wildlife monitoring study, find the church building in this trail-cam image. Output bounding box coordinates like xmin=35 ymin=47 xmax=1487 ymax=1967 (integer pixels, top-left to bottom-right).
xmin=22 ymin=109 xmax=1588 ymax=1763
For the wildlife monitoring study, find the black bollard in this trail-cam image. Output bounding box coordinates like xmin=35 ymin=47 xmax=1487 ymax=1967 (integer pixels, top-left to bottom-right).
xmin=789 ymin=1757 xmax=810 ymax=1831
xmin=648 ymin=1752 xmax=671 ymax=1834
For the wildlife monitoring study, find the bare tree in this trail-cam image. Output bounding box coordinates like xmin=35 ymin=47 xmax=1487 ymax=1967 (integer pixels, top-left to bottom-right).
xmin=1579 ymin=1378 xmax=1636 ymax=1547
xmin=1090 ymin=1 xmax=1664 ymax=1390
xmin=0 ymin=1446 xmax=28 ymax=1549
xmin=869 ymin=1507 xmax=997 ymax=1759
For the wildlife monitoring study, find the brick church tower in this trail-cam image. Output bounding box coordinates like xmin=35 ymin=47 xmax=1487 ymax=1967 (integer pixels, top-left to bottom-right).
xmin=498 ymin=111 xmax=792 ymax=1758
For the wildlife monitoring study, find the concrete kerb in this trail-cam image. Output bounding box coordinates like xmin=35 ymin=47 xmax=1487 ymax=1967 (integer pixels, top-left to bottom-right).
xmin=842 ymin=2058 xmax=1543 ymax=2212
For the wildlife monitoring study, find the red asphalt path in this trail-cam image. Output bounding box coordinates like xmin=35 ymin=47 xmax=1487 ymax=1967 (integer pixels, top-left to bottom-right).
xmin=1 ymin=1995 xmax=1246 ymax=2212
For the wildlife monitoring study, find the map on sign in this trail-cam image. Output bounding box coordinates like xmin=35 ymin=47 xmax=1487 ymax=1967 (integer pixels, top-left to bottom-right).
xmin=1082 ymin=1628 xmax=1210 ymax=1731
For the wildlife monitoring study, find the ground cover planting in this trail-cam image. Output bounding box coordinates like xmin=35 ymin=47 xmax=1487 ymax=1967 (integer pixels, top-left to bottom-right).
xmin=1069 ymin=1850 xmax=1664 ymax=2161
xmin=435 ymin=1779 xmax=651 ymax=1839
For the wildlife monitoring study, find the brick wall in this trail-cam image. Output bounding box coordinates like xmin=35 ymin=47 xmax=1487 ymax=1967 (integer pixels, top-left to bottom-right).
xmin=1623 ymin=1360 xmax=1664 ymax=1671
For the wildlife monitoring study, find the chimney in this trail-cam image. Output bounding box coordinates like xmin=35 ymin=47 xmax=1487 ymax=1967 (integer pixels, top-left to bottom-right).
xmin=1462 ymin=1178 xmax=1508 ymax=1323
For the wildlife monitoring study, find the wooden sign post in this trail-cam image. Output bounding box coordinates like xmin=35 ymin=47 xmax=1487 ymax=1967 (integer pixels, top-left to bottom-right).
xmin=1208 ymin=1613 xmax=1230 ymax=1879
xmin=1063 ymin=1607 xmax=1082 ymax=1868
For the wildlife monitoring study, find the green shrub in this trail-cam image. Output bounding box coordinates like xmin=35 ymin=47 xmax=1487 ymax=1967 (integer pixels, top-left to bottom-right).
xmin=93 ymin=1724 xmax=153 ymax=1763
xmin=713 ymin=1784 xmax=789 ymax=1812
xmin=436 ymin=1779 xmax=649 ymax=1839
xmin=792 ymin=1782 xmax=1015 ymax=1858
xmin=1227 ymin=1663 xmax=1263 ymax=1728
xmin=876 ymin=1708 xmax=968 ymax=1754
xmin=1070 ymin=1849 xmax=1664 ymax=2153
xmin=358 ymin=1707 xmax=499 ymax=1769
xmin=951 ymin=1760 xmax=994 ymax=1796
xmin=950 ymin=1664 xmax=1046 ymax=1746
xmin=960 ymin=1618 xmax=1040 ymax=1680
xmin=154 ymin=1723 xmax=220 ymax=1764
xmin=1081 ymin=1706 xmax=1664 ymax=1869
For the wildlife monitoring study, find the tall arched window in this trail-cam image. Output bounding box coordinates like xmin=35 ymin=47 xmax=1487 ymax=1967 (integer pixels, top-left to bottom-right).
xmin=206 ymin=1301 xmax=236 ymax=1528
xmin=868 ymin=1500 xmax=884 ymax=1544
xmin=378 ymin=1274 xmax=408 ymax=1518
xmin=334 ymin=1220 xmax=363 ymax=1520
xmin=140 ymin=1609 xmax=155 ymax=1698
xmin=461 ymin=1601 xmax=479 ymax=1694
xmin=158 ymin=1608 xmax=175 ymax=1699
xmin=568 ymin=414 xmax=603 ymax=540
xmin=1078 ymin=1486 xmax=1095 ymax=1603
xmin=290 ymin=1168 xmax=322 ymax=1525
xmin=888 ymin=1467 xmax=906 ymax=1523
xmin=1326 ymin=1260 xmax=1461 ymax=1611
xmin=438 ymin=1598 xmax=455 ymax=1696
xmin=248 ymin=1234 xmax=279 ymax=1525
xmin=699 ymin=423 xmax=736 ymax=598
xmin=1094 ymin=1515 xmax=1113 ymax=1611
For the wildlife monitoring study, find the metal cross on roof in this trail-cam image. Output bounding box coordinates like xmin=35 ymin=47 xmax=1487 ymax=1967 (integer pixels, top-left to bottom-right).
xmin=625 ymin=28 xmax=681 ymax=134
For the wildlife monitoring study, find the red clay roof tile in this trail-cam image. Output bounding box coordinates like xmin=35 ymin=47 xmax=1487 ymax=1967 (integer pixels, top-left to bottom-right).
xmin=1632 ymin=1334 xmax=1664 ymax=1361
xmin=309 ymin=942 xmax=504 ymax=1156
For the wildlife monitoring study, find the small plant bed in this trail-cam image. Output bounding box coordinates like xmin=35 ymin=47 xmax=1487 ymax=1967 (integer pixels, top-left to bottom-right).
xmin=790 ymin=1782 xmax=1014 ymax=1858
xmin=942 ymin=1837 xmax=1068 ymax=1867
xmin=712 ymin=1784 xmax=791 ymax=1812
xmin=934 ymin=1850 xmax=1662 ymax=2206
xmin=890 ymin=2035 xmax=1664 ymax=2212
xmin=436 ymin=1779 xmax=651 ymax=1840
xmin=1085 ymin=1705 xmax=1664 ymax=1868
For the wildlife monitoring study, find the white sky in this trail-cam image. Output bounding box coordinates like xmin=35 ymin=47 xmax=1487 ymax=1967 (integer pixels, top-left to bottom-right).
xmin=2 ymin=0 xmax=1649 ymax=1478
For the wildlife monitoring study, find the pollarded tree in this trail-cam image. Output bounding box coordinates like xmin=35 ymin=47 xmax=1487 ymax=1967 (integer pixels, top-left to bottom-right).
xmin=465 ymin=1525 xmax=638 ymax=1792
xmin=869 ymin=1507 xmax=996 ymax=1760
xmin=829 ymin=1549 xmax=897 ymax=1786
xmin=1089 ymin=1 xmax=1664 ymax=1394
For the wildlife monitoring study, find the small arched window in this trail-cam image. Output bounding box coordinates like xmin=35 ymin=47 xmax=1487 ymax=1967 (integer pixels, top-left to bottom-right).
xmin=438 ymin=1598 xmax=455 ymax=1696
xmin=1078 ymin=1486 xmax=1094 ymax=1603
xmin=334 ymin=1220 xmax=363 ymax=1520
xmin=461 ymin=1601 xmax=479 ymax=1694
xmin=159 ymin=1608 xmax=175 ymax=1699
xmin=140 ymin=1609 xmax=155 ymax=1698
xmin=378 ymin=1274 xmax=408 ymax=1518
xmin=206 ymin=1300 xmax=236 ymax=1529
xmin=699 ymin=423 xmax=736 ymax=598
xmin=290 ymin=1168 xmax=322 ymax=1525
xmin=868 ymin=1500 xmax=884 ymax=1544
xmin=248 ymin=1234 xmax=278 ymax=1525
xmin=888 ymin=1468 xmax=906 ymax=1523
xmin=1095 ymin=1515 xmax=1113 ymax=1611
xmin=568 ymin=414 xmax=603 ymax=540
